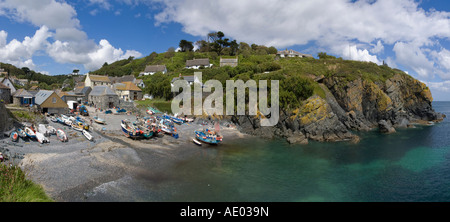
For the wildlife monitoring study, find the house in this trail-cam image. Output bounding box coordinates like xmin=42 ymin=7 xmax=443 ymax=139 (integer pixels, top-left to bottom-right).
xmin=0 ymin=82 xmax=11 ymax=104
xmin=277 ymin=49 xmax=313 ymax=58
xmin=0 ymin=76 xmax=16 ymax=95
xmin=84 ymin=73 xmax=112 ymax=87
xmin=13 ymin=89 xmax=35 ymax=106
xmin=186 ymin=58 xmax=212 ymax=69
xmin=114 ymin=82 xmax=143 ymax=101
xmin=170 ymin=75 xmax=202 ymax=87
xmin=73 ymin=86 xmax=92 ymax=103
xmin=34 ymin=90 xmax=68 ymax=115
xmin=140 ymin=65 xmax=167 ymax=76
xmin=135 ymin=79 xmax=145 ymax=88
xmin=220 ymin=57 xmax=238 ymax=67
xmin=88 ymin=86 xmax=120 ymax=110
xmin=0 ymin=68 xmax=7 ymax=76
xmin=29 ymin=85 xmax=40 ymax=91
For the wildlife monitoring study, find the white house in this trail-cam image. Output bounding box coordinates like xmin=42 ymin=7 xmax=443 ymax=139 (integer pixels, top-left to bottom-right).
xmin=0 ymin=76 xmax=16 ymax=95
xmin=186 ymin=58 xmax=213 ymax=69
xmin=170 ymin=75 xmax=202 ymax=88
xmin=140 ymin=65 xmax=167 ymax=76
xmin=277 ymin=49 xmax=313 ymax=58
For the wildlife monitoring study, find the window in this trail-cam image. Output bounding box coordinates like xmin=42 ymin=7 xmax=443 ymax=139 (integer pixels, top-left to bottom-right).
xmin=52 ymin=97 xmax=56 ymax=103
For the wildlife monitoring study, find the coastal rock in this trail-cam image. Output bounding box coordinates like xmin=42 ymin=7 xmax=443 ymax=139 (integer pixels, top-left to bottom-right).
xmin=286 ymin=132 xmax=308 ymax=145
xmin=378 ymin=120 xmax=396 ymax=134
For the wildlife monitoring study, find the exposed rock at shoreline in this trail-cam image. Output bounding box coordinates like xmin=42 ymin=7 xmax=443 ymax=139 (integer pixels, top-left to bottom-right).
xmin=231 ymin=73 xmax=445 ymax=144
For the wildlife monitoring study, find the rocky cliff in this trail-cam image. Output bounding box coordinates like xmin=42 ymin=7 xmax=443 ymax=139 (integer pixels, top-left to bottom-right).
xmin=232 ymin=72 xmax=445 ymax=144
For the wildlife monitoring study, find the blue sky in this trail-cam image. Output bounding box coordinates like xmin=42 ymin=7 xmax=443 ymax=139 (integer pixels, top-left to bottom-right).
xmin=2 ymin=0 xmax=450 ymax=100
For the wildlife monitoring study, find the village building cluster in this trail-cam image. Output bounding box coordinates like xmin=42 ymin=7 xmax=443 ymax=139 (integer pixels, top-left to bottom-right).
xmin=0 ymin=49 xmax=307 ymax=115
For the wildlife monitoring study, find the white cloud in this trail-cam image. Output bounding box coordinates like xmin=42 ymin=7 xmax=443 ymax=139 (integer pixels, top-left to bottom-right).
xmin=0 ymin=26 xmax=51 ymax=70
xmin=393 ymin=42 xmax=435 ymax=78
xmin=0 ymin=0 xmax=143 ymax=73
xmin=340 ymin=44 xmax=381 ymax=65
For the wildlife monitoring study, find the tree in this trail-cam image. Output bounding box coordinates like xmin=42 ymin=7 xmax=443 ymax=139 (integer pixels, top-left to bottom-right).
xmin=179 ymin=40 xmax=194 ymax=52
xmin=72 ymin=69 xmax=79 ymax=75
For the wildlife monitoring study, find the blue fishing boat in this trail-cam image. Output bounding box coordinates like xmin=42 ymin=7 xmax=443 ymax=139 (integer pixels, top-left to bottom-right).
xmin=17 ymin=128 xmax=27 ymax=138
xmin=24 ymin=126 xmax=36 ymax=139
xmin=163 ymin=114 xmax=185 ymax=125
xmin=75 ymin=117 xmax=90 ymax=130
xmin=195 ymin=129 xmax=223 ymax=145
xmin=160 ymin=118 xmax=179 ymax=139
xmin=121 ymin=119 xmax=143 ymax=138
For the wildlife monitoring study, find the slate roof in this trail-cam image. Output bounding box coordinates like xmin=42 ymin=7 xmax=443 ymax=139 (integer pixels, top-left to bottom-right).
xmin=89 ymin=86 xmax=118 ymax=97
xmin=13 ymin=88 xmax=33 ymax=97
xmin=34 ymin=90 xmax=54 ymax=105
xmin=89 ymin=74 xmax=111 ymax=83
xmin=114 ymin=82 xmax=142 ymax=91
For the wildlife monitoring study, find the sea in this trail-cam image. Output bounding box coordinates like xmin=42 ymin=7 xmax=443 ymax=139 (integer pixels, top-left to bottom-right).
xmin=85 ymin=101 xmax=450 ymax=202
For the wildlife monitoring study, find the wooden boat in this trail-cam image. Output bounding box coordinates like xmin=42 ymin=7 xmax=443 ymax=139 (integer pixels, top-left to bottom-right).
xmin=194 ymin=129 xmax=222 ymax=145
xmin=75 ymin=117 xmax=90 ymax=130
xmin=193 ymin=138 xmax=202 ymax=146
xmin=56 ymin=128 xmax=68 ymax=142
xmin=24 ymin=127 xmax=36 ymax=139
xmin=93 ymin=116 xmax=106 ymax=124
xmin=82 ymin=130 xmax=94 ymax=141
xmin=36 ymin=132 xmax=49 ymax=144
xmin=121 ymin=119 xmax=143 ymax=138
xmin=17 ymin=128 xmax=27 ymax=138
xmin=10 ymin=131 xmax=19 ymax=142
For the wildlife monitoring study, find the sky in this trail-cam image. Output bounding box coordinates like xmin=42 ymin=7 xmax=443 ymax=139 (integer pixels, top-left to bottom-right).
xmin=1 ymin=0 xmax=450 ymax=100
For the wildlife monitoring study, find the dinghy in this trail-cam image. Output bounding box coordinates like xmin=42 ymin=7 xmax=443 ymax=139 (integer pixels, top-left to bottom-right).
xmin=93 ymin=116 xmax=106 ymax=124
xmin=50 ymin=116 xmax=57 ymax=122
xmin=82 ymin=130 xmax=94 ymax=141
xmin=193 ymin=138 xmax=202 ymax=146
xmin=71 ymin=122 xmax=83 ymax=131
xmin=17 ymin=128 xmax=27 ymax=138
xmin=46 ymin=126 xmax=56 ymax=135
xmin=56 ymin=129 xmax=68 ymax=142
xmin=10 ymin=131 xmax=19 ymax=142
xmin=36 ymin=132 xmax=49 ymax=144
xmin=24 ymin=127 xmax=36 ymax=139
xmin=38 ymin=124 xmax=48 ymax=136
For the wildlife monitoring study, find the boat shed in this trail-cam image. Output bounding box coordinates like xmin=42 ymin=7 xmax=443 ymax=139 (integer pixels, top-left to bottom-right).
xmin=34 ymin=90 xmax=69 ymax=115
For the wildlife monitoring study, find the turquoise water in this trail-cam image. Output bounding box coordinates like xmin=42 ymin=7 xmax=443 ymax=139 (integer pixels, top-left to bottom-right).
xmin=89 ymin=102 xmax=450 ymax=202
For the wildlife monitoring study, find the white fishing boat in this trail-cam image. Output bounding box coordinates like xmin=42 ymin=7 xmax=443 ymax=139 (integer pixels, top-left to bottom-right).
xmin=193 ymin=138 xmax=202 ymax=146
xmin=46 ymin=126 xmax=56 ymax=135
xmin=82 ymin=130 xmax=94 ymax=141
xmin=71 ymin=122 xmax=83 ymax=131
xmin=24 ymin=126 xmax=36 ymax=139
xmin=36 ymin=132 xmax=49 ymax=144
xmin=38 ymin=124 xmax=48 ymax=136
xmin=56 ymin=128 xmax=68 ymax=142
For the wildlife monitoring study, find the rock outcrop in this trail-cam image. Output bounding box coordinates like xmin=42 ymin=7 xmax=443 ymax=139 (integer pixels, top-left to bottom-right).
xmin=231 ymin=72 xmax=445 ymax=144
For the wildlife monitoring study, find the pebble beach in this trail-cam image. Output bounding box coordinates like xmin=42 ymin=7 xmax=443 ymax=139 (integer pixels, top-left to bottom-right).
xmin=0 ymin=106 xmax=245 ymax=201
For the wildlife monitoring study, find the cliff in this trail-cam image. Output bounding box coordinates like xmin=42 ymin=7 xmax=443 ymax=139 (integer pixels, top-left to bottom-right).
xmin=232 ymin=71 xmax=445 ymax=144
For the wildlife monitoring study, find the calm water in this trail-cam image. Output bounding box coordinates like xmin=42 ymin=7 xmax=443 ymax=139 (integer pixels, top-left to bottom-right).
xmin=88 ymin=101 xmax=450 ymax=202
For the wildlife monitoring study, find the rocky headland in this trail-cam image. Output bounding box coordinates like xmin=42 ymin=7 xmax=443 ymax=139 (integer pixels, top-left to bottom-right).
xmin=231 ymin=72 xmax=445 ymax=145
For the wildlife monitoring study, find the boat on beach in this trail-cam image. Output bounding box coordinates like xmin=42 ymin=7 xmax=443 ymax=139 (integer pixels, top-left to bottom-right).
xmin=194 ymin=129 xmax=223 ymax=145
xmin=36 ymin=131 xmax=49 ymax=144
xmin=10 ymin=131 xmax=19 ymax=142
xmin=24 ymin=127 xmax=36 ymax=139
xmin=193 ymin=138 xmax=202 ymax=146
xmin=159 ymin=118 xmax=179 ymax=139
xmin=93 ymin=116 xmax=106 ymax=124
xmin=75 ymin=117 xmax=90 ymax=130
xmin=56 ymin=129 xmax=68 ymax=142
xmin=17 ymin=128 xmax=27 ymax=138
xmin=121 ymin=119 xmax=143 ymax=138
xmin=82 ymin=130 xmax=94 ymax=141
xmin=46 ymin=126 xmax=56 ymax=135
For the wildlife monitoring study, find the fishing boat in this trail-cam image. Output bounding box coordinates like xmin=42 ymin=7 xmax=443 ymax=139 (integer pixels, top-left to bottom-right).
xmin=75 ymin=117 xmax=90 ymax=130
xmin=24 ymin=127 xmax=36 ymax=139
xmin=50 ymin=116 xmax=57 ymax=122
xmin=146 ymin=109 xmax=154 ymax=115
xmin=194 ymin=129 xmax=223 ymax=145
xmin=36 ymin=131 xmax=49 ymax=144
xmin=93 ymin=116 xmax=106 ymax=124
xmin=71 ymin=122 xmax=83 ymax=131
xmin=56 ymin=129 xmax=68 ymax=142
xmin=17 ymin=128 xmax=27 ymax=138
xmin=82 ymin=130 xmax=94 ymax=141
xmin=159 ymin=119 xmax=179 ymax=139
xmin=121 ymin=119 xmax=143 ymax=138
xmin=38 ymin=124 xmax=49 ymax=136
xmin=193 ymin=138 xmax=202 ymax=146
xmin=46 ymin=126 xmax=56 ymax=135
xmin=10 ymin=131 xmax=19 ymax=142
xmin=163 ymin=114 xmax=185 ymax=125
